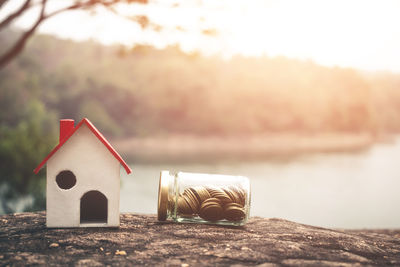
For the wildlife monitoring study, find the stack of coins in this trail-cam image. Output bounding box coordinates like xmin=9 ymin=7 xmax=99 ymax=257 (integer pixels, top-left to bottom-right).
xmin=176 ymin=185 xmax=246 ymax=221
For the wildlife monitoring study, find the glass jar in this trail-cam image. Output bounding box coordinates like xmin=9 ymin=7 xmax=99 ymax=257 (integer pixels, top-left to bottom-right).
xmin=158 ymin=171 xmax=251 ymax=226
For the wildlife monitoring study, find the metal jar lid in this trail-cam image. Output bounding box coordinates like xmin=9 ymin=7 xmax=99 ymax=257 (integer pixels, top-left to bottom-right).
xmin=158 ymin=171 xmax=173 ymax=221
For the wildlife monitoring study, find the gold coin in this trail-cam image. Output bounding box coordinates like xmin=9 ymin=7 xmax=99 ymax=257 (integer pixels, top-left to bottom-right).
xmin=206 ymin=186 xmax=232 ymax=204
xmin=224 ymin=202 xmax=243 ymax=209
xmin=228 ymin=185 xmax=246 ymax=206
xmin=199 ymin=198 xmax=223 ymax=221
xmin=177 ymin=195 xmax=192 ymax=215
xmin=192 ymin=186 xmax=211 ymax=204
xmin=223 ymin=203 xmax=245 ymax=221
xmin=183 ymin=188 xmax=200 ymax=213
xmin=223 ymin=187 xmax=241 ymax=205
xmin=199 ymin=198 xmax=221 ymax=214
xmin=201 ymin=197 xmax=222 ymax=207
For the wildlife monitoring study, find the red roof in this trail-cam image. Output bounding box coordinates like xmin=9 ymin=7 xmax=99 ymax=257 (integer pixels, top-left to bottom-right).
xmin=34 ymin=118 xmax=132 ymax=174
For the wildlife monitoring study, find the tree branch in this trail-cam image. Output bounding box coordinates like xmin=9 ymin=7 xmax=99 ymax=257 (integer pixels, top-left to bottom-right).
xmin=43 ymin=0 xmax=98 ymax=19
xmin=0 ymin=0 xmax=32 ymax=30
xmin=0 ymin=0 xmax=148 ymax=70
xmin=0 ymin=0 xmax=46 ymax=69
xmin=0 ymin=0 xmax=9 ymax=9
xmin=0 ymin=0 xmax=105 ymax=70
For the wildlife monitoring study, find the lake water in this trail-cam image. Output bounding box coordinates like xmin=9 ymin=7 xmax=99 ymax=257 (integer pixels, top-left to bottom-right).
xmin=120 ymin=138 xmax=400 ymax=229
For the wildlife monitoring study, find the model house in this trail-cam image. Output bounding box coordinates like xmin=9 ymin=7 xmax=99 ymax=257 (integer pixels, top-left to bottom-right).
xmin=34 ymin=118 xmax=132 ymax=228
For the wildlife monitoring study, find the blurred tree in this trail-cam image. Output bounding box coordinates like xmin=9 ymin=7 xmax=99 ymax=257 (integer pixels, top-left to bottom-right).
xmin=0 ymin=45 xmax=57 ymax=213
xmin=0 ymin=100 xmax=57 ymax=213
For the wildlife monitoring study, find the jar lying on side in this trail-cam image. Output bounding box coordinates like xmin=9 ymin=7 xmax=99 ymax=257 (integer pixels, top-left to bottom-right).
xmin=158 ymin=171 xmax=251 ymax=226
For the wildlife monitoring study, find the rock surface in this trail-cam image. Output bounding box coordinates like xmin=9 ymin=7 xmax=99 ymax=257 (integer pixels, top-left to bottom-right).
xmin=0 ymin=212 xmax=400 ymax=266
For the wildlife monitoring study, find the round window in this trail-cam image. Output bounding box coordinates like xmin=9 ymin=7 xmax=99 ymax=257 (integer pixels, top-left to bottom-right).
xmin=56 ymin=170 xmax=76 ymax=190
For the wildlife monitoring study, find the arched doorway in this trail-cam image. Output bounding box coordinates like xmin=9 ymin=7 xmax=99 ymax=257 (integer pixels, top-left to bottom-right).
xmin=80 ymin=190 xmax=107 ymax=224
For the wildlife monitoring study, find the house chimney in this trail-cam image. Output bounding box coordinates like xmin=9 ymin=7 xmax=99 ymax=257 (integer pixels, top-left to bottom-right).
xmin=60 ymin=119 xmax=75 ymax=142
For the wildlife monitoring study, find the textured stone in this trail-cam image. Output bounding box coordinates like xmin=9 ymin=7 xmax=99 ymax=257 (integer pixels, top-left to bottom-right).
xmin=0 ymin=212 xmax=399 ymax=266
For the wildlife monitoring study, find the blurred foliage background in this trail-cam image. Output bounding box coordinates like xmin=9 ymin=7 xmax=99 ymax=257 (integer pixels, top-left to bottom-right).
xmin=1 ymin=29 xmax=400 ymax=213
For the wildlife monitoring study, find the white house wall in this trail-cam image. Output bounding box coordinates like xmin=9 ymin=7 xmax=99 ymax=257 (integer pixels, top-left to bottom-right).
xmin=46 ymin=124 xmax=120 ymax=227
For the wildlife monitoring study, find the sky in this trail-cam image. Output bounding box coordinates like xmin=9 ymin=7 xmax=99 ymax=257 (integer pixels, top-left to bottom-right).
xmin=2 ymin=0 xmax=400 ymax=72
